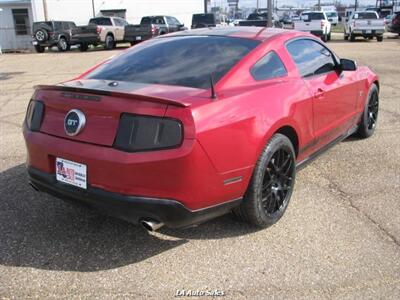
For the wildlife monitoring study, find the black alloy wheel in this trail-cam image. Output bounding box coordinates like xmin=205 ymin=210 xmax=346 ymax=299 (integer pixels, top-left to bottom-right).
xmin=367 ymin=88 xmax=379 ymax=131
xmin=357 ymin=83 xmax=379 ymax=138
xmin=233 ymin=133 xmax=296 ymax=228
xmin=262 ymin=148 xmax=294 ymax=217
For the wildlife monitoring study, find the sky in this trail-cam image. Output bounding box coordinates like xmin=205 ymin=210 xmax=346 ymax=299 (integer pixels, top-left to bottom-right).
xmin=232 ymin=0 xmax=377 ymax=8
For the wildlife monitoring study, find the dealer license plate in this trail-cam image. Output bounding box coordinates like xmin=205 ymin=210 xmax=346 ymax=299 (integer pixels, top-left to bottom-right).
xmin=136 ymin=36 xmax=142 ymax=41
xmin=32 ymin=41 xmax=38 ymax=45
xmin=56 ymin=158 xmax=87 ymax=189
xmin=365 ymin=30 xmax=372 ymax=34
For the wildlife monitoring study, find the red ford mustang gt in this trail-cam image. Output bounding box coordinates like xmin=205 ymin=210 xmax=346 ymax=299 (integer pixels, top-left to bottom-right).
xmin=23 ymin=27 xmax=379 ymax=231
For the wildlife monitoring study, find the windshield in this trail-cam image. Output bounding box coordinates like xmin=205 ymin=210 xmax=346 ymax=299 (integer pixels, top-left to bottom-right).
xmin=192 ymin=14 xmax=215 ymax=25
xmin=326 ymin=12 xmax=337 ymax=17
xmin=301 ymin=12 xmax=325 ymax=21
xmin=354 ymin=12 xmax=378 ymax=19
xmin=87 ymin=36 xmax=260 ymax=89
xmin=89 ymin=17 xmax=112 ymax=25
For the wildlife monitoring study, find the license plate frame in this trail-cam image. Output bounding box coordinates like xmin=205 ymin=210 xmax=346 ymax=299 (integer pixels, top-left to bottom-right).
xmin=135 ymin=36 xmax=142 ymax=41
xmin=56 ymin=158 xmax=87 ymax=189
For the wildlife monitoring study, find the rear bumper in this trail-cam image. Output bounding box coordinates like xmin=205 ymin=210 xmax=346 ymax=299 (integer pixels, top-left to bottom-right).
xmin=351 ymin=29 xmax=384 ymax=36
xmin=28 ymin=167 xmax=241 ymax=228
xmin=309 ymin=30 xmax=325 ymax=36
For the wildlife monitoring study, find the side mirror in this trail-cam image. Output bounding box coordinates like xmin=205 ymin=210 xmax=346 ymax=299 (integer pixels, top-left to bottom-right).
xmin=339 ymin=58 xmax=357 ymax=71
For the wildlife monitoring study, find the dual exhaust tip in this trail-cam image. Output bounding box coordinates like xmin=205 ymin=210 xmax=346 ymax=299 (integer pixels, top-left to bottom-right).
xmin=30 ymin=182 xmax=164 ymax=232
xmin=140 ymin=219 xmax=164 ymax=232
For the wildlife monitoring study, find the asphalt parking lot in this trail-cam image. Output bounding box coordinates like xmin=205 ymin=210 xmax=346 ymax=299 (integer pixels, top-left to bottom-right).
xmin=0 ymin=34 xmax=399 ymax=299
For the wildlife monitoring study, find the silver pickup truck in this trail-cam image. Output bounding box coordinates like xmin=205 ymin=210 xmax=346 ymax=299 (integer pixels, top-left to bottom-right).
xmin=344 ymin=11 xmax=385 ymax=42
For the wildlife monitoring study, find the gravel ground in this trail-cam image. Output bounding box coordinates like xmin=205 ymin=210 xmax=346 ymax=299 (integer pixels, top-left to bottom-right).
xmin=0 ymin=34 xmax=399 ymax=299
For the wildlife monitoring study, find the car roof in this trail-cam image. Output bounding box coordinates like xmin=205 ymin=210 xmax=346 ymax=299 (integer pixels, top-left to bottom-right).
xmin=169 ymin=27 xmax=303 ymax=42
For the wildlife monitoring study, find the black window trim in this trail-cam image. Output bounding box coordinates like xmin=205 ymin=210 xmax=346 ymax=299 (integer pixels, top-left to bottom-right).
xmin=285 ymin=37 xmax=340 ymax=79
xmin=250 ymin=50 xmax=288 ymax=81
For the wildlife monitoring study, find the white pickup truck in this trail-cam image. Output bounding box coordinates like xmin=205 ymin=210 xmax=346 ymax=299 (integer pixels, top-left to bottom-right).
xmin=294 ymin=11 xmax=332 ymax=42
xmin=344 ymin=11 xmax=385 ymax=42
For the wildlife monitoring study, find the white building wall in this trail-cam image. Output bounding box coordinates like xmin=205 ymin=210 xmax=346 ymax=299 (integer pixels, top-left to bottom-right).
xmin=31 ymin=0 xmax=204 ymax=27
xmin=0 ymin=2 xmax=34 ymax=50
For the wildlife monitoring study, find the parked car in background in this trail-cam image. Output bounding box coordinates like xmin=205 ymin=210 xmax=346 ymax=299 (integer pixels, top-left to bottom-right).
xmin=387 ymin=11 xmax=400 ymax=35
xmin=24 ymin=27 xmax=379 ymax=231
xmin=124 ymin=16 xmax=186 ymax=45
xmin=344 ymin=11 xmax=385 ymax=42
xmin=191 ymin=13 xmax=220 ymax=29
xmin=32 ymin=21 xmax=99 ymax=53
xmin=238 ymin=12 xmax=282 ymax=28
xmin=325 ymin=11 xmax=339 ymax=25
xmin=88 ymin=17 xmax=129 ymax=49
xmin=294 ymin=11 xmax=332 ymax=41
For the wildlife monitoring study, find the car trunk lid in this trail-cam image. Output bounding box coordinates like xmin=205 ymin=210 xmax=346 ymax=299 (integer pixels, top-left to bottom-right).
xmin=34 ymin=79 xmax=206 ymax=146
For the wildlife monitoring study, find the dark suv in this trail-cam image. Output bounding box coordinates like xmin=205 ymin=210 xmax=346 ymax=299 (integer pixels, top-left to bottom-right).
xmin=388 ymin=12 xmax=400 ymax=35
xmin=32 ymin=21 xmax=99 ymax=53
xmin=191 ymin=13 xmax=218 ymax=29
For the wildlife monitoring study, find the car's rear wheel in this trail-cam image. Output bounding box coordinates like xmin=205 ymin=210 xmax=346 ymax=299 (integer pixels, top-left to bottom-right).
xmin=105 ymin=34 xmax=114 ymax=50
xmin=377 ymin=35 xmax=383 ymax=42
xmin=357 ymin=84 xmax=379 ymax=138
xmin=350 ymin=32 xmax=356 ymax=42
xmin=34 ymin=45 xmax=45 ymax=53
xmin=57 ymin=37 xmax=69 ymax=52
xmin=344 ymin=31 xmax=349 ymax=40
xmin=327 ymin=32 xmax=331 ymax=41
xmin=79 ymin=43 xmax=88 ymax=52
xmin=233 ymin=134 xmax=296 ymax=228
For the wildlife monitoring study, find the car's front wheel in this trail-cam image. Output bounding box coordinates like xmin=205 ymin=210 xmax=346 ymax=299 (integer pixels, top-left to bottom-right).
xmin=357 ymin=84 xmax=379 ymax=138
xmin=233 ymin=134 xmax=296 ymax=228
xmin=57 ymin=37 xmax=69 ymax=52
xmin=105 ymin=34 xmax=114 ymax=50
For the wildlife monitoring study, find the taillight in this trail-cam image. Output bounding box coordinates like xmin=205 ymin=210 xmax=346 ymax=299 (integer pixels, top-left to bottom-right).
xmin=96 ymin=26 xmax=102 ymax=34
xmin=321 ymin=21 xmax=325 ymax=29
xmin=352 ymin=21 xmax=356 ymax=27
xmin=25 ymin=100 xmax=44 ymax=132
xmin=151 ymin=24 xmax=157 ymax=34
xmin=113 ymin=114 xmax=183 ymax=152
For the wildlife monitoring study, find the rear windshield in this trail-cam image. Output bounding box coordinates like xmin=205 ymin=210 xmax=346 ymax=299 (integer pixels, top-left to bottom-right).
xmin=87 ymin=36 xmax=260 ymax=89
xmin=301 ymin=12 xmax=325 ymax=20
xmin=141 ymin=17 xmax=164 ymax=25
xmin=326 ymin=12 xmax=338 ymax=17
xmin=89 ymin=17 xmax=112 ymax=26
xmin=192 ymin=14 xmax=215 ymax=25
xmin=354 ymin=12 xmax=378 ymax=19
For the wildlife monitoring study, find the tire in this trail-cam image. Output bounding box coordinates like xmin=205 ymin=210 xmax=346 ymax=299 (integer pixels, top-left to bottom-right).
xmin=321 ymin=34 xmax=327 ymax=42
xmin=233 ymin=134 xmax=296 ymax=228
xmin=79 ymin=43 xmax=88 ymax=52
xmin=377 ymin=35 xmax=383 ymax=42
xmin=34 ymin=45 xmax=45 ymax=53
xmin=327 ymin=32 xmax=331 ymax=41
xmin=105 ymin=34 xmax=114 ymax=50
xmin=344 ymin=30 xmax=349 ymax=40
xmin=350 ymin=32 xmax=356 ymax=42
xmin=57 ymin=37 xmax=69 ymax=52
xmin=357 ymin=84 xmax=379 ymax=139
xmin=34 ymin=29 xmax=48 ymax=42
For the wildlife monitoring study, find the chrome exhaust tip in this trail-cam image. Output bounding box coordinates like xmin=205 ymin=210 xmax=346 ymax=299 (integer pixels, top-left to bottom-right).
xmin=140 ymin=219 xmax=164 ymax=232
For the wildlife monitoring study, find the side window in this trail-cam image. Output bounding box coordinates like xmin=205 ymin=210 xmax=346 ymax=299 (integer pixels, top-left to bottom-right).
xmin=286 ymin=39 xmax=336 ymax=77
xmin=155 ymin=17 xmax=165 ymax=25
xmin=173 ymin=17 xmax=181 ymax=25
xmin=114 ymin=18 xmax=123 ymax=27
xmin=251 ymin=51 xmax=287 ymax=81
xmin=166 ymin=17 xmax=174 ymax=25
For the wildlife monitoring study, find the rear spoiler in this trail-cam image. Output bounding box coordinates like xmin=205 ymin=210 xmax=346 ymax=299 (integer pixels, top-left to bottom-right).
xmin=34 ymin=84 xmax=189 ymax=108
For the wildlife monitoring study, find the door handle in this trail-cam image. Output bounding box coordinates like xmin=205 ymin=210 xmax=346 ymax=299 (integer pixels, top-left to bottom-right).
xmin=314 ymin=88 xmax=325 ymax=99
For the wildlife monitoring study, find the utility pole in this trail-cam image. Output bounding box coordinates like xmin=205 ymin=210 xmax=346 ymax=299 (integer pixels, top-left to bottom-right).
xmin=42 ymin=0 xmax=48 ymax=21
xmin=257 ymin=0 xmax=259 ymax=12
xmin=267 ymin=0 xmax=273 ymax=27
xmin=355 ymin=0 xmax=358 ymax=11
xmin=317 ymin=0 xmax=321 ymax=10
xmin=204 ymin=0 xmax=208 ymax=13
xmin=92 ymin=0 xmax=95 ymax=17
